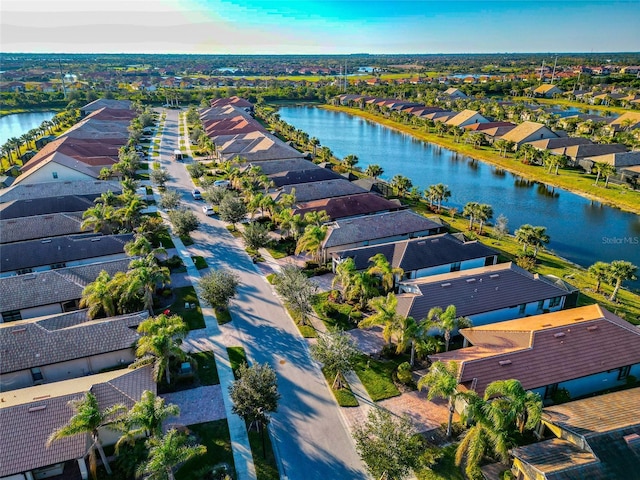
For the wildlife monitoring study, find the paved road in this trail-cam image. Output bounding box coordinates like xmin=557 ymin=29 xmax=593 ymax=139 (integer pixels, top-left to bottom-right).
xmin=157 ymin=109 xmax=369 ymax=480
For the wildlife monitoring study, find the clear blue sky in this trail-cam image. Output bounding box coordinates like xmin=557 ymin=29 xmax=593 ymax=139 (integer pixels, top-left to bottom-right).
xmin=2 ymin=0 xmax=639 ymax=54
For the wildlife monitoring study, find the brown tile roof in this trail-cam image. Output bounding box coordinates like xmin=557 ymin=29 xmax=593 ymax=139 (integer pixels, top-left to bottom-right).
xmin=0 ymin=367 xmax=154 ymax=477
xmin=465 ymin=121 xmax=516 ymax=131
xmin=500 ymin=121 xmax=557 ymax=144
xmin=396 ymin=262 xmax=574 ymax=322
xmin=511 ymin=438 xmax=597 ymax=475
xmin=272 ymin=178 xmax=367 ymax=203
xmin=293 ymin=193 xmax=401 ymax=220
xmin=446 ymin=110 xmax=488 ymax=127
xmin=0 ymin=310 xmax=146 ymax=374
xmin=430 ymin=305 xmax=640 ymax=395
xmin=527 ymin=137 xmax=593 ymax=150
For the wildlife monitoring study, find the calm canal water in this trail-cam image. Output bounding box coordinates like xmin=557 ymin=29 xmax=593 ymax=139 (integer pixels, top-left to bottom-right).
xmin=279 ymin=106 xmax=640 ymax=288
xmin=0 ymin=111 xmax=56 ymax=146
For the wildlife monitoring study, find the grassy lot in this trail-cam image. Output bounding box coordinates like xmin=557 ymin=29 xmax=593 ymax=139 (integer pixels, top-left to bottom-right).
xmin=191 ymin=255 xmax=208 ymax=270
xmin=353 ymin=354 xmax=402 ymax=401
xmin=162 ymin=286 xmax=205 ymax=330
xmin=322 ymin=105 xmax=640 ymax=214
xmin=227 ymin=346 xmax=248 ymax=378
xmin=215 ymin=307 xmax=232 ymax=325
xmin=312 ymin=292 xmax=361 ymax=331
xmin=511 ymin=96 xmax=636 ymax=116
xmin=175 ymin=421 xmax=235 ymax=480
xmin=248 ymin=429 xmax=280 ymax=480
xmin=192 ymin=351 xmax=220 ymax=385
xmin=322 ymin=368 xmax=359 ymax=407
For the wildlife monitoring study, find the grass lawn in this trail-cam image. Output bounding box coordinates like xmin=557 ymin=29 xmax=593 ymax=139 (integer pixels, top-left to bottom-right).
xmin=416 ymin=445 xmax=465 ymax=480
xmin=191 ymin=255 xmax=208 ymax=270
xmin=192 ymin=351 xmax=220 ymax=385
xmin=266 ymin=273 xmax=276 ymax=284
xmin=226 ymin=225 xmax=242 ymax=238
xmin=322 ymin=369 xmax=359 ymax=407
xmin=265 ymin=238 xmax=296 ymax=259
xmin=175 ymin=421 xmax=235 ymax=480
xmin=139 ymin=162 xmax=149 ymax=170
xmin=323 ymin=105 xmax=640 ymax=214
xmin=215 ymin=306 xmax=232 ymax=325
xmin=297 ymin=323 xmax=318 ymax=338
xmin=180 ymin=234 xmax=194 ymax=246
xmin=354 ymin=354 xmax=402 ymax=401
xmin=247 ymin=428 xmax=280 ymax=480
xmin=164 ymin=286 xmax=205 ymax=330
xmin=227 ymin=346 xmax=247 ymax=378
xmin=312 ymin=292 xmax=360 ymax=331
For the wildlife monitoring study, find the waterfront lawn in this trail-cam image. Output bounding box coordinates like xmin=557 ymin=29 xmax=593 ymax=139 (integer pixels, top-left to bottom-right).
xmin=323 ymin=105 xmax=640 ymax=214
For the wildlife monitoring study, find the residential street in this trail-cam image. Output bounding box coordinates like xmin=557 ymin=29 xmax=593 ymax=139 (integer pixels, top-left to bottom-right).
xmin=157 ymin=109 xmax=369 ymax=480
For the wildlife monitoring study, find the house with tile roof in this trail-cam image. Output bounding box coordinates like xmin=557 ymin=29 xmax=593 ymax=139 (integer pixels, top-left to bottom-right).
xmin=0 ymin=180 xmax=121 ymax=204
xmin=430 ymin=305 xmax=640 ymax=401
xmin=321 ymin=210 xmax=447 ymax=262
xmin=607 ymin=111 xmax=640 ymax=133
xmin=0 ymin=366 xmax=155 ymax=480
xmin=0 ymin=195 xmax=98 ymax=220
xmin=510 ymin=387 xmax=640 ymax=480
xmin=441 ymin=87 xmax=468 ymax=99
xmin=0 ymin=309 xmax=147 ymax=391
xmin=215 ymin=131 xmax=306 ymax=162
xmin=333 ymin=233 xmax=498 ymax=280
xmin=0 ymin=233 xmax=133 ymax=277
xmin=0 ymin=258 xmax=131 ymax=323
xmin=79 ymin=98 xmax=132 ymax=117
xmin=293 ymin=193 xmax=402 ymax=221
xmin=584 ymin=151 xmax=640 ymax=170
xmin=533 ymin=84 xmax=564 ymax=98
xmin=249 ymin=158 xmax=315 ymax=176
xmin=446 ymin=110 xmax=490 ymax=128
xmin=500 ymin=121 xmax=559 ymax=147
xmin=270 ymin=178 xmax=367 ymax=204
xmin=560 ymin=143 xmax=628 ymax=169
xmin=396 ymin=262 xmax=578 ymax=329
xmin=12 ymin=151 xmax=103 ymax=186
xmin=268 ymin=167 xmax=343 ymax=188
xmin=0 ymin=212 xmax=84 ymax=244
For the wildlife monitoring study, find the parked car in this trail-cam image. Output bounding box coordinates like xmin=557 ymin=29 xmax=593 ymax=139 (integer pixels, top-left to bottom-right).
xmin=202 ymin=205 xmax=214 ymax=216
xmin=213 ymin=180 xmax=231 ymax=189
xmin=191 ymin=188 xmax=202 ymax=200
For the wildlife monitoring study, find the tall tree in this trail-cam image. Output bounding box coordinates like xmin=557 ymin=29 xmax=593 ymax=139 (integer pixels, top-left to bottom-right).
xmin=136 ymin=429 xmax=206 ymax=480
xmin=199 ymin=269 xmax=240 ymax=310
xmin=116 ymin=391 xmax=180 ymax=449
xmin=310 ymin=330 xmax=361 ymax=389
xmin=417 ymin=361 xmax=461 ymax=438
xmin=332 ymin=257 xmax=358 ymax=301
xmin=342 ymin=154 xmax=359 ymax=172
xmin=273 ymin=264 xmax=318 ymax=325
xmin=365 ymin=164 xmax=384 ymax=179
xmin=127 ymin=255 xmax=171 ymax=314
xmin=131 ymin=314 xmax=188 ymax=384
xmin=588 ymin=261 xmax=610 ymax=294
xmin=426 ymin=305 xmax=472 ymax=352
xmin=295 ymin=224 xmax=327 ymax=263
xmin=47 ymin=392 xmax=126 ymax=477
xmin=484 ymin=379 xmax=542 ymax=435
xmin=463 ymin=201 xmax=480 ymax=230
xmin=367 ymin=253 xmax=404 ymax=294
xmin=80 ymin=270 xmax=117 ymax=319
xmin=607 ymin=260 xmax=637 ymax=301
xmin=360 ymin=293 xmax=403 ymax=346
xmin=475 ymin=203 xmax=493 ymax=235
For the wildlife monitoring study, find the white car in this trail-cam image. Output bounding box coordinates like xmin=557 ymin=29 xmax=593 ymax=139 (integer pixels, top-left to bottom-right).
xmin=213 ymin=180 xmax=231 ymax=189
xmin=202 ymin=205 xmax=214 ymax=216
xmin=191 ymin=188 xmax=202 ymax=200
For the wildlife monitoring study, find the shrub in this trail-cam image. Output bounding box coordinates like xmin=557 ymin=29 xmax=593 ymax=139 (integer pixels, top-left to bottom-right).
xmin=396 ymin=362 xmax=413 ymax=385
xmin=551 ymin=387 xmax=571 ymax=405
xmin=516 ymin=254 xmax=537 ymax=272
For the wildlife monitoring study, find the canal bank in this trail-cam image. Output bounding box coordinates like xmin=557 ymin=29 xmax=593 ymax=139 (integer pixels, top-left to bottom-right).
xmin=321 ymin=105 xmax=640 ymax=215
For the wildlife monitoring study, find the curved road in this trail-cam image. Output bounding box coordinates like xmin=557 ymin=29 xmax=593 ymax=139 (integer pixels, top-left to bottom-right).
xmin=157 ymin=109 xmax=369 ymax=480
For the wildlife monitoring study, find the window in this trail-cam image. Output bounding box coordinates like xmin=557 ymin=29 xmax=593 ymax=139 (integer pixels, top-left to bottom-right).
xmin=52 ymin=172 xmax=58 ymax=179
xmin=450 ymin=261 xmax=461 ymax=272
xmin=518 ymin=303 xmax=527 ymax=314
xmin=537 ymin=300 xmax=545 ymax=310
xmin=618 ymin=365 xmax=631 ymax=381
xmin=2 ymin=310 xmax=22 ymax=322
xmin=544 ymin=383 xmax=558 ymax=399
xmin=51 ymin=262 xmax=66 ymax=269
xmin=549 ymin=296 xmax=562 ymax=308
xmin=31 ymin=368 xmax=44 ymax=382
xmin=16 ymin=268 xmax=33 ymax=275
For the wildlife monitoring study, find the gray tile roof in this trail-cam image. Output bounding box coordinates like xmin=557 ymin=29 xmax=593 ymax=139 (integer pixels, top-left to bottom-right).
xmin=0 ymin=180 xmax=121 ymax=203
xmin=0 ymin=366 xmax=153 ymax=477
xmin=0 ymin=310 xmax=147 ymax=374
xmin=0 ymin=195 xmax=97 ymax=220
xmin=323 ymin=210 xmax=446 ymax=249
xmin=335 ymin=233 xmax=498 ymax=271
xmin=273 ymin=179 xmax=367 ymax=203
xmin=251 ymin=158 xmax=316 ymax=175
xmin=268 ymin=167 xmax=343 ymax=188
xmin=0 ymin=233 xmax=133 ymax=273
xmin=395 ymin=262 xmax=574 ymax=320
xmin=0 ymin=258 xmax=131 ymax=312
xmin=0 ymin=212 xmax=83 ymax=244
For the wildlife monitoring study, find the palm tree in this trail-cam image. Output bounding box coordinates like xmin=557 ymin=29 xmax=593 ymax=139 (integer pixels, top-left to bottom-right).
xmin=117 ymin=195 xmax=147 ymax=231
xmin=116 ymin=391 xmax=180 ymax=449
xmin=346 ymin=271 xmax=379 ymax=309
xmin=310 ymin=137 xmax=320 ymax=157
xmin=395 ymin=316 xmax=439 ymax=367
xmin=483 ymin=379 xmax=542 ymax=434
xmin=136 ymin=429 xmax=206 ymax=480
xmin=475 ymin=203 xmax=494 ymax=235
xmin=364 ymin=164 xmax=383 ymax=179
xmin=295 ymin=224 xmax=327 ymax=263
xmin=588 ymin=261 xmax=610 ymax=294
xmin=303 ymin=209 xmax=330 ymax=227
xmin=47 ymin=392 xmax=126 ymax=477
xmin=417 ymin=361 xmax=461 ymax=438
xmin=127 ymin=255 xmax=171 ymax=314
xmin=390 ymin=174 xmax=412 ymax=197
xmin=463 ymin=202 xmax=480 ymax=230
xmin=332 ymin=257 xmax=358 ymax=300
xmin=514 ymin=224 xmax=535 ymax=255
xmin=607 ymin=260 xmax=637 ymax=301
xmin=131 ymin=314 xmax=188 ymax=384
xmin=529 ymin=226 xmax=550 ymax=259
xmin=430 ymin=183 xmax=451 ymax=213
xmin=426 ymin=305 xmax=472 ymax=352
xmin=342 ymin=154 xmax=359 ymax=172
xmin=80 ymin=270 xmax=117 ymax=319
xmin=360 ymin=293 xmax=403 ymax=346
xmin=82 ymin=204 xmax=119 ymax=234
xmin=592 ymin=161 xmax=616 ymax=187
xmin=367 ymin=253 xmax=404 ymax=294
